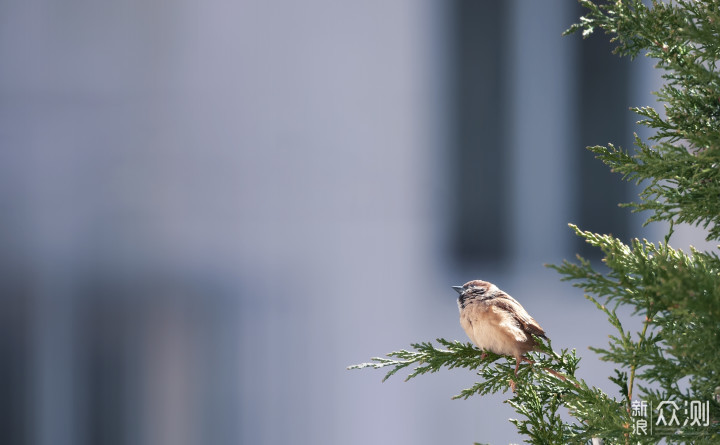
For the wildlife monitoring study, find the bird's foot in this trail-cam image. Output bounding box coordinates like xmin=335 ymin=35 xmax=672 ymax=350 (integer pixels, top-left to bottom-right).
xmin=480 ymin=351 xmax=488 ymax=360
xmin=509 ymin=378 xmax=517 ymax=393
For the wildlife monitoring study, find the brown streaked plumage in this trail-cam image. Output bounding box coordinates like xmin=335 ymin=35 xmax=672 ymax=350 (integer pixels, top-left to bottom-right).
xmin=453 ymin=279 xmax=547 ymax=390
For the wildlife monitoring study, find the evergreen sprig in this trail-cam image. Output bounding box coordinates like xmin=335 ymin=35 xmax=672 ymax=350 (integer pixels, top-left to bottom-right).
xmin=566 ymin=0 xmax=720 ymax=240
xmin=349 ymin=337 xmax=627 ymax=444
xmin=550 ymin=224 xmax=720 ymax=443
xmin=347 ymin=339 xmax=487 ymax=385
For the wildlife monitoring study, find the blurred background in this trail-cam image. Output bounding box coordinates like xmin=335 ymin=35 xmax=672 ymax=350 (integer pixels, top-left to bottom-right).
xmin=0 ymin=1 xmax=712 ymax=444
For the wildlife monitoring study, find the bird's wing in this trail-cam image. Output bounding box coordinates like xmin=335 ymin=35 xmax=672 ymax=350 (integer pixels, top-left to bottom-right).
xmin=493 ymin=294 xmax=547 ymax=339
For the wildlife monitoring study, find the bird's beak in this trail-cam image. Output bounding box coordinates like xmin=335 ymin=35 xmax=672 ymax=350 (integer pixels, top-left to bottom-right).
xmin=452 ymin=285 xmax=463 ymax=295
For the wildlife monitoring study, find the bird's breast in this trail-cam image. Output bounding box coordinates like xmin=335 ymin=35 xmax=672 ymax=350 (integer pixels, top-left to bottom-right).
xmin=460 ymin=302 xmax=529 ymax=357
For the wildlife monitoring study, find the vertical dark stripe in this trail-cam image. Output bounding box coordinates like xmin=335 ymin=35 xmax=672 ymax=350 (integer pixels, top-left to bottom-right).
xmin=452 ymin=1 xmax=508 ymax=263
xmin=0 ymin=276 xmax=30 ymax=445
xmin=574 ymin=27 xmax=632 ymax=257
xmin=81 ymin=289 xmax=130 ymax=445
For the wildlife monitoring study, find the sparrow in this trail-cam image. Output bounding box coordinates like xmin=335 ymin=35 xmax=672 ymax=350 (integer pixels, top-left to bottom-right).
xmin=453 ymin=279 xmax=547 ymax=391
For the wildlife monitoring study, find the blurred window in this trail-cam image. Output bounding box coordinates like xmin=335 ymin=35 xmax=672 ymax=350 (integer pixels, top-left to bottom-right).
xmin=574 ymin=30 xmax=633 ymax=258
xmin=451 ymin=1 xmax=509 ymax=263
xmin=450 ymin=2 xmax=631 ymax=263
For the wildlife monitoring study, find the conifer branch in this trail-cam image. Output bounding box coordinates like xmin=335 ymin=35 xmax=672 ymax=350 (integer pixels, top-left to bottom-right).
xmin=349 ymin=337 xmax=626 ymax=443
xmin=549 ymin=224 xmax=720 ymax=442
xmin=566 ymin=0 xmax=720 ymax=241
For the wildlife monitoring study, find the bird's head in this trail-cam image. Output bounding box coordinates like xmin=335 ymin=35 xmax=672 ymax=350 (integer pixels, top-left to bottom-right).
xmin=452 ymin=280 xmax=498 ymax=311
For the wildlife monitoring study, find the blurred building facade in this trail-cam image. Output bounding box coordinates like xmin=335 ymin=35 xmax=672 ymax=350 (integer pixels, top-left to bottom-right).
xmin=0 ymin=1 xmax=682 ymax=445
